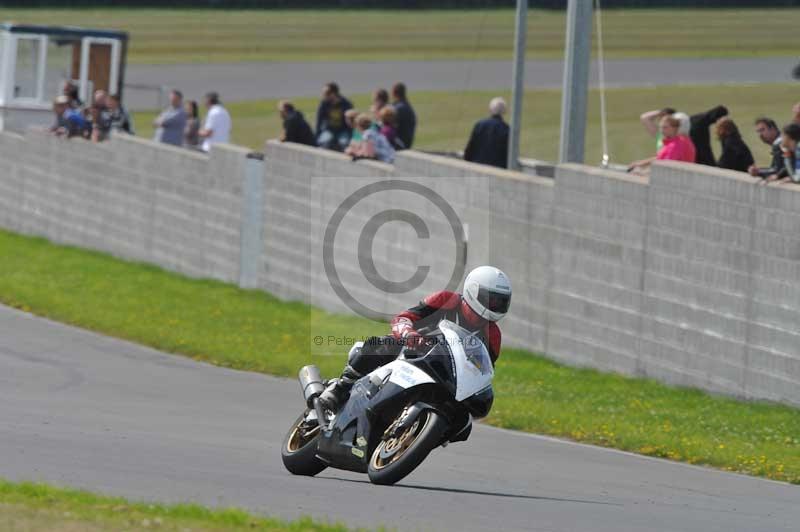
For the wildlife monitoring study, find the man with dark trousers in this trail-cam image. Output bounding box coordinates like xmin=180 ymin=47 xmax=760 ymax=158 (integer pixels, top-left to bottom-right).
xmin=464 ymin=97 xmax=510 ymax=169
xmin=391 ymin=82 xmax=417 ymax=150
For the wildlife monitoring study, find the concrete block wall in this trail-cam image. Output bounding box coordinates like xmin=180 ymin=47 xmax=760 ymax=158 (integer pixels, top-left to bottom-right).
xmin=1 ymin=131 xmax=798 ymax=406
xmin=0 ymin=130 xmax=248 ymax=284
xmin=394 ymin=151 xmax=555 ymax=352
xmin=641 ymin=163 xmax=754 ymax=395
xmin=259 ymin=143 xmax=800 ymax=406
xmin=260 ymin=141 xmax=395 ymax=310
xmin=546 ymin=164 xmax=648 ymax=375
xmin=748 ymin=180 xmax=800 ymax=404
xmin=642 ymin=162 xmax=800 ymax=404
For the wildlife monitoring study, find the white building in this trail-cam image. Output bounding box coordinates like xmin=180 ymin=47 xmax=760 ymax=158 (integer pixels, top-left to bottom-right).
xmin=0 ymin=23 xmax=128 ymax=132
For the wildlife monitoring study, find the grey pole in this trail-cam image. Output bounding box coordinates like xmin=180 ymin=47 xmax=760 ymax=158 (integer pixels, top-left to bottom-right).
xmin=558 ymin=0 xmax=593 ymax=164
xmin=507 ymin=0 xmax=527 ymax=171
xmin=238 ymin=152 xmax=265 ymax=290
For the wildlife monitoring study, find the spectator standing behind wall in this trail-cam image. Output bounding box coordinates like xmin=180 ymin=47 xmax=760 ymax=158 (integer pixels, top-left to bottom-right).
xmin=379 ymin=106 xmax=402 ymax=149
xmin=50 ymin=95 xmax=85 ymax=137
xmin=315 ymin=82 xmax=353 ymax=151
xmin=690 ymin=105 xmax=728 ymax=166
xmin=87 ymin=90 xmax=112 ymax=142
xmin=371 ymin=88 xmax=389 ymax=121
xmin=640 ymin=107 xmax=676 ymax=150
xmin=715 ymin=117 xmax=754 ymax=173
xmin=464 ymin=97 xmax=510 ymax=169
xmin=153 ymin=90 xmax=187 ymax=147
xmin=62 ymin=81 xmax=82 ymax=109
xmin=183 ymin=100 xmax=201 ymax=149
xmin=779 ymin=123 xmax=800 ymax=184
xmin=84 ymin=104 xmax=110 ymax=143
xmin=199 ymin=92 xmax=232 ymax=152
xmin=345 ymin=113 xmax=395 ymax=164
xmin=108 ymin=94 xmax=134 ymax=135
xmin=391 ymin=82 xmax=416 ymax=149
xmin=344 ymin=109 xmax=361 ymax=152
xmin=673 ymin=111 xmax=691 ymax=137
xmin=278 ymin=100 xmax=315 ymax=146
xmin=628 ymin=114 xmax=696 ymax=175
xmin=749 ymin=118 xmax=787 ymax=181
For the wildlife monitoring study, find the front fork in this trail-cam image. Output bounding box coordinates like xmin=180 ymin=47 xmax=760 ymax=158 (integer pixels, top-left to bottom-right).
xmin=385 ymin=404 xmax=424 ymax=438
xmin=312 ymin=398 xmax=328 ymax=429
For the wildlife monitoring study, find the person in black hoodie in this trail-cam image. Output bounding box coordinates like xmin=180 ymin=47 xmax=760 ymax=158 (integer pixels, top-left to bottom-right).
xmin=315 ymin=82 xmax=353 ymax=151
xmin=715 ymin=117 xmax=754 ymax=173
xmin=690 ymin=105 xmax=728 ymax=166
xmin=278 ymin=101 xmax=315 ymax=146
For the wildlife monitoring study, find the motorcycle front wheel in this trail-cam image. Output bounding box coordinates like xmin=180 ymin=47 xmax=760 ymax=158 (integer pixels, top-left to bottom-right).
xmin=367 ymin=409 xmax=447 ymax=486
xmin=281 ymin=412 xmax=327 ymax=476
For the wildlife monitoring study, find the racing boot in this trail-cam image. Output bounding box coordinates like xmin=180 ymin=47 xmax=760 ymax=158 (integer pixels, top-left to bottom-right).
xmin=318 ymin=365 xmax=362 ymax=413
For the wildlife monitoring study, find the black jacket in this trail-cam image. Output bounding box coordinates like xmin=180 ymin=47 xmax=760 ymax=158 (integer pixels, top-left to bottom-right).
xmin=690 ymin=105 xmax=728 ymax=166
xmin=283 ymin=110 xmax=315 ymax=146
xmin=315 ymin=96 xmax=353 ymax=136
xmin=464 ymin=115 xmax=509 ymax=169
xmin=110 ymin=107 xmax=134 ymax=134
xmin=393 ymin=99 xmax=416 ymax=149
xmin=755 ymin=137 xmax=789 ymax=178
xmin=717 ymin=134 xmax=755 ymax=173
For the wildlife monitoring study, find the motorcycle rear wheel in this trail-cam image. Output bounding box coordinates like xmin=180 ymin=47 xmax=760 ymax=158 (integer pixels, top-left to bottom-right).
xmin=367 ymin=409 xmax=447 ymax=486
xmin=281 ymin=412 xmax=327 ymax=476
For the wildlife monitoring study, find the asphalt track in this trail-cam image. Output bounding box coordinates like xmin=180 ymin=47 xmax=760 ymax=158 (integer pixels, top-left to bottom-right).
xmin=125 ymin=57 xmax=799 ymax=110
xmin=1 ymin=304 xmax=798 ymax=531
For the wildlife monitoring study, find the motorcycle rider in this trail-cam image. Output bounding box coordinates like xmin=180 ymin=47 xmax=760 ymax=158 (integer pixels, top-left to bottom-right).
xmin=319 ymin=266 xmax=511 ymax=412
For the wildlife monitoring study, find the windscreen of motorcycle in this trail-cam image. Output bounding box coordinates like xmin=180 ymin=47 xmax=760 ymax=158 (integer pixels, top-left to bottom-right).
xmin=440 ymin=320 xmax=494 ymax=401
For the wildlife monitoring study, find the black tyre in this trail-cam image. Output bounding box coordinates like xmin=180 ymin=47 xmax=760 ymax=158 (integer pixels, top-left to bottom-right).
xmin=281 ymin=413 xmax=327 ymax=476
xmin=367 ymin=409 xmax=447 ymax=486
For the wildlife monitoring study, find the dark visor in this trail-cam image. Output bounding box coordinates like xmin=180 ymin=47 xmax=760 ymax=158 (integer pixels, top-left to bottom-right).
xmin=477 ymin=288 xmax=510 ymax=314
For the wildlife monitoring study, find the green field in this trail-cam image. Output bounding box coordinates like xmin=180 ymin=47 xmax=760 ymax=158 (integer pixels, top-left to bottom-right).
xmin=0 ymin=8 xmax=797 ymax=64
xmin=1 ymin=229 xmax=798 ymax=485
xmin=0 ymin=480 xmax=354 ymax=531
xmin=133 ymin=83 xmax=799 ymax=166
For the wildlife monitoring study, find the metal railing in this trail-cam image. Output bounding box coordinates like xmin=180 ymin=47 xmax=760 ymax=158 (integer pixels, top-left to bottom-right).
xmin=123 ymin=83 xmax=171 ymax=112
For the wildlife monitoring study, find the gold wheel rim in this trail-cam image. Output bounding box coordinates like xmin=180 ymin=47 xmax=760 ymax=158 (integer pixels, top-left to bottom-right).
xmin=286 ymin=419 xmax=320 ymax=453
xmin=370 ymin=413 xmax=429 ymax=471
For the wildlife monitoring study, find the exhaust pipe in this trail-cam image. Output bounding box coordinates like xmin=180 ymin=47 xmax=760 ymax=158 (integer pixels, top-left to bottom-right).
xmin=298 ymin=365 xmax=325 ymax=408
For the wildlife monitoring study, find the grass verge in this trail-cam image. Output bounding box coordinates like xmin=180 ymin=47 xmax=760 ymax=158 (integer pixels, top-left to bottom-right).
xmin=0 ymin=229 xmax=798 ymax=484
xmin=132 ymin=83 xmax=799 ymax=166
xmin=0 ymin=480 xmax=354 ymax=531
xmin=0 ymin=8 xmax=797 ymax=63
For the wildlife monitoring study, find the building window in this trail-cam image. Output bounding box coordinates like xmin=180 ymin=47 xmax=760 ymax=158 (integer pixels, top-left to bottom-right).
xmin=14 ymin=37 xmax=41 ymax=99
xmin=45 ymin=38 xmax=76 ymax=101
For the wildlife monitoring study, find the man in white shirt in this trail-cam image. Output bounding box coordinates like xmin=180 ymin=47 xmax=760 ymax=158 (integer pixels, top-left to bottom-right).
xmin=199 ymin=91 xmax=231 ymax=152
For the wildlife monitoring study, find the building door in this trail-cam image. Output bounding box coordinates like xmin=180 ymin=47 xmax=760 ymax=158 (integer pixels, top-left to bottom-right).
xmin=88 ymin=43 xmax=111 ymax=94
xmin=76 ymin=38 xmax=121 ymax=104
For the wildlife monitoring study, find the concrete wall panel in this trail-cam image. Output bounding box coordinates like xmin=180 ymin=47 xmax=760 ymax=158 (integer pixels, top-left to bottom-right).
xmin=2 ymin=134 xmax=799 ymax=406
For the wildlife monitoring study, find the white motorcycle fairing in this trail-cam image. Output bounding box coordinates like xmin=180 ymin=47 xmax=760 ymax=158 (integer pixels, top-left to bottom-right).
xmin=440 ymin=320 xmax=494 ymax=401
xmin=369 ymin=359 xmax=436 ymax=390
xmin=363 ymin=320 xmax=494 ymax=402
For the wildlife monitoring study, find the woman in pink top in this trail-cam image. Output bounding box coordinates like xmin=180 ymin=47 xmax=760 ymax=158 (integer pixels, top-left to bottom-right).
xmin=629 ymin=115 xmax=696 ymax=174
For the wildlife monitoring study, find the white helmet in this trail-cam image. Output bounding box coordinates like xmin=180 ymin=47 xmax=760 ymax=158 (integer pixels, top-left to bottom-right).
xmin=462 ymin=266 xmax=512 ymax=322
